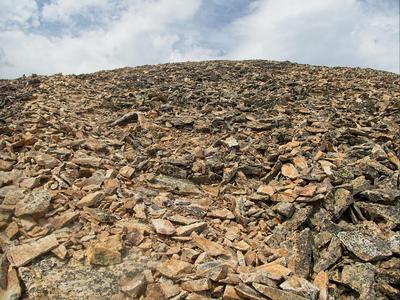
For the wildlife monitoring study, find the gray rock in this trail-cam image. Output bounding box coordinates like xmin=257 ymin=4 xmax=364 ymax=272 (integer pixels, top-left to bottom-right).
xmin=253 ymin=283 xmax=308 ymax=300
xmin=389 ymin=234 xmax=400 ymax=254
xmin=287 ymin=228 xmax=313 ymax=279
xmin=18 ymin=251 xmax=151 ymax=299
xmin=342 ymin=263 xmax=375 ymax=300
xmin=333 ymin=188 xmax=353 ymax=219
xmin=356 ymin=202 xmax=400 ymax=224
xmin=359 ymin=188 xmax=400 ymax=203
xmin=314 ymin=237 xmax=342 ymax=273
xmin=280 ymin=276 xmax=319 ymax=300
xmin=338 ymin=231 xmax=392 ymax=261
xmin=274 ymin=202 xmax=295 ymax=218
xmin=15 ymin=190 xmax=51 ymax=217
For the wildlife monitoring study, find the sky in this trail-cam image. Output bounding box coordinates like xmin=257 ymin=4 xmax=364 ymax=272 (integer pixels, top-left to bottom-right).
xmin=0 ymin=0 xmax=399 ymax=79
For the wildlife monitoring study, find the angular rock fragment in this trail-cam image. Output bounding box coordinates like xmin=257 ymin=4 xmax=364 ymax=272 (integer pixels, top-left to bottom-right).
xmin=156 ymin=259 xmax=192 ymax=279
xmin=207 ymin=208 xmax=234 ymax=219
xmin=151 ymin=218 xmax=176 ymax=235
xmin=287 ymin=228 xmax=313 ymax=279
xmin=255 ymin=262 xmax=292 ymax=281
xmin=337 ymin=231 xmax=392 ymax=261
xmin=341 ymin=263 xmax=375 ymax=300
xmin=176 ymin=222 xmax=207 ymax=236
xmin=119 ymin=166 xmax=135 ymax=178
xmin=35 ymin=152 xmax=59 ymax=168
xmin=356 ymin=202 xmax=400 ymax=224
xmin=333 ymin=188 xmax=352 ymax=219
xmin=0 ymin=255 xmax=9 ymax=290
xmin=253 ymin=283 xmax=308 ymax=300
xmin=120 ymin=274 xmax=147 ymax=298
xmin=223 ymin=285 xmax=241 ymax=300
xmin=192 ymin=233 xmax=227 ymax=257
xmin=7 ymin=234 xmax=59 ymax=267
xmin=280 ymin=276 xmax=319 ymax=300
xmin=0 ymin=268 xmax=21 ymax=300
xmin=196 ymin=261 xmax=228 ymax=281
xmin=281 ymin=163 xmax=299 ymax=179
xmin=51 ymin=211 xmax=80 ymax=229
xmin=87 ymin=235 xmax=123 ymax=265
xmin=235 ymin=283 xmax=265 ymax=300
xmin=110 ymin=111 xmax=138 ymax=126
xmin=0 ymin=159 xmax=13 ymax=171
xmin=15 ymin=190 xmax=51 ymax=217
xmin=314 ymin=237 xmax=342 ymax=273
xmin=77 ymin=191 xmax=105 ymax=207
xmin=313 ymin=271 xmax=329 ymax=300
xmin=181 ymin=278 xmax=211 ymax=292
xmin=273 ymin=202 xmax=295 ymax=218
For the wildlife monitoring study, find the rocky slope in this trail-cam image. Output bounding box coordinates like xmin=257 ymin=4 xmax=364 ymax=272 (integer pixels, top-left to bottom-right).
xmin=0 ymin=60 xmax=399 ymax=300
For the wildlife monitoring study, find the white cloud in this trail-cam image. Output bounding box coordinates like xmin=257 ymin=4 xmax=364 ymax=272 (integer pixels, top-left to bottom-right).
xmin=41 ymin=0 xmax=117 ymax=23
xmin=0 ymin=0 xmax=39 ymax=29
xmin=0 ymin=0 xmax=398 ymax=78
xmin=0 ymin=0 xmax=211 ymax=78
xmin=225 ymin=0 xmax=399 ymax=73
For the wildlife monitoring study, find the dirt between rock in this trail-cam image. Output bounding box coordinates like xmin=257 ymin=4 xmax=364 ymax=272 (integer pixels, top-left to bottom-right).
xmin=0 ymin=60 xmax=399 ymax=299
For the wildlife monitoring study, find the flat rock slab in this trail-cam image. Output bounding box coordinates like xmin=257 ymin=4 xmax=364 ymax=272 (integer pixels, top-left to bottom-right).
xmin=18 ymin=252 xmax=151 ymax=300
xmin=7 ymin=234 xmax=59 ymax=267
xmin=337 ymin=231 xmax=392 ymax=261
xmin=15 ymin=190 xmax=51 ymax=217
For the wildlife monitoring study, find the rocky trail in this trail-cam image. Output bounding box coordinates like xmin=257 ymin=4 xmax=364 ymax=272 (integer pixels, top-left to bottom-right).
xmin=0 ymin=60 xmax=399 ymax=299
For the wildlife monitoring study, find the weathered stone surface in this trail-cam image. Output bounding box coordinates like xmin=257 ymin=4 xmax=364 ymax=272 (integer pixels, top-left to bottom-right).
xmin=255 ymin=262 xmax=292 ymax=281
xmin=15 ymin=190 xmax=51 ymax=217
xmin=119 ymin=166 xmax=135 ymax=178
xmin=207 ymin=208 xmax=234 ymax=219
xmin=52 ymin=211 xmax=80 ymax=229
xmin=314 ymin=237 xmax=342 ymax=273
xmin=338 ymin=231 xmax=392 ymax=261
xmin=313 ymin=271 xmax=329 ymax=300
xmin=181 ymin=278 xmax=211 ymax=292
xmin=192 ymin=233 xmax=227 ymax=257
xmin=0 ymin=268 xmax=21 ymax=300
xmin=7 ymin=234 xmax=59 ymax=267
xmin=235 ymin=283 xmax=265 ymax=300
xmin=120 ymin=274 xmax=147 ymax=298
xmin=333 ymin=188 xmax=352 ymax=218
xmin=87 ymin=235 xmax=123 ymax=265
xmin=35 ymin=153 xmax=59 ymax=168
xmin=280 ymin=276 xmax=319 ymax=300
xmin=287 ymin=228 xmax=312 ymax=279
xmin=196 ymin=261 xmax=228 ymax=281
xmin=281 ymin=164 xmax=299 ymax=179
xmin=341 ymin=263 xmax=375 ymax=300
xmin=0 ymin=160 xmax=13 ymax=171
xmin=253 ymin=283 xmax=308 ymax=300
xmin=156 ymin=259 xmax=192 ymax=279
xmin=77 ymin=191 xmax=105 ymax=207
xmin=274 ymin=202 xmax=295 ymax=218
xmin=223 ymin=285 xmax=241 ymax=300
xmin=151 ymin=218 xmax=176 ymax=235
xmin=19 ymin=252 xmax=150 ymax=299
xmin=0 ymin=255 xmax=9 ymax=289
xmin=176 ymin=222 xmax=207 ymax=236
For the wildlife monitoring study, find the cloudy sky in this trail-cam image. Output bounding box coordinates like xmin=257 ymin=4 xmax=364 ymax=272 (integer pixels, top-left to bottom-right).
xmin=0 ymin=0 xmax=398 ymax=79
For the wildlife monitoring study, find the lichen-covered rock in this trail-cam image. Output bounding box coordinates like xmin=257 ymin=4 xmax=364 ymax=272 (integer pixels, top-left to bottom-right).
xmin=87 ymin=235 xmax=123 ymax=265
xmin=15 ymin=190 xmax=51 ymax=217
xmin=341 ymin=263 xmax=375 ymax=300
xmin=338 ymin=231 xmax=392 ymax=261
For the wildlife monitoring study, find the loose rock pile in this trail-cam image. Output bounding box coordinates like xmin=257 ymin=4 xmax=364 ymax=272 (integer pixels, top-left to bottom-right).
xmin=0 ymin=60 xmax=399 ymax=299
